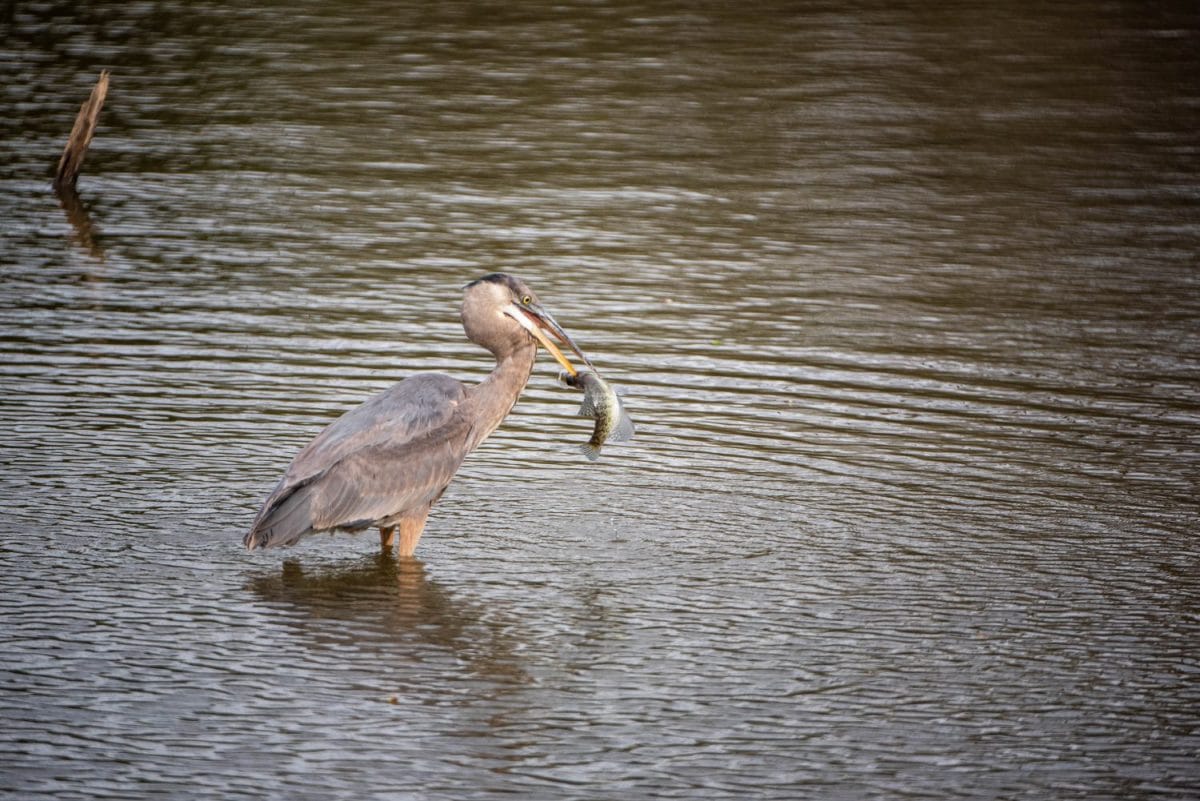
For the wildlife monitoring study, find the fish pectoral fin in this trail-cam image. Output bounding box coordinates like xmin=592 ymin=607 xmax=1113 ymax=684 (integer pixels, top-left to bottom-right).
xmin=609 ymin=406 xmax=636 ymax=443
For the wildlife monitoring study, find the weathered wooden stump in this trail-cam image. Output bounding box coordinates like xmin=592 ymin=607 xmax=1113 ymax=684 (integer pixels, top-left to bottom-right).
xmin=54 ymin=70 xmax=110 ymax=192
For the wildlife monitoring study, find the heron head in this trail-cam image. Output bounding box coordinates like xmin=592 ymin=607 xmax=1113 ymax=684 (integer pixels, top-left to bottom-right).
xmin=462 ymin=273 xmax=594 ymax=375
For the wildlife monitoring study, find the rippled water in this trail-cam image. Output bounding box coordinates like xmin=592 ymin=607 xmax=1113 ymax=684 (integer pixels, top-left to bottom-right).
xmin=3 ymin=2 xmax=1199 ymax=798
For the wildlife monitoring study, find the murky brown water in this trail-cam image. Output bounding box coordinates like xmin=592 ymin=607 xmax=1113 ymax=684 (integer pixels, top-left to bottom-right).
xmin=2 ymin=2 xmax=1199 ymax=798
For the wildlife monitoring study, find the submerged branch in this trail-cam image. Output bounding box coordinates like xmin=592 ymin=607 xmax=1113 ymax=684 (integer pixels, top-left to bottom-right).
xmin=54 ymin=70 xmax=110 ymax=262
xmin=53 ymin=70 xmax=110 ymax=192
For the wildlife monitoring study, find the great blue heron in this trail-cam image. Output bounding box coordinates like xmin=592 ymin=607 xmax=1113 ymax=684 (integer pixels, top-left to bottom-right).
xmin=244 ymin=273 xmax=589 ymax=556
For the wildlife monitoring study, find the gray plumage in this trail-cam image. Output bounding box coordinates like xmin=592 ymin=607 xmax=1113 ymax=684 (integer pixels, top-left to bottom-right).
xmin=245 ymin=274 xmax=585 ymax=554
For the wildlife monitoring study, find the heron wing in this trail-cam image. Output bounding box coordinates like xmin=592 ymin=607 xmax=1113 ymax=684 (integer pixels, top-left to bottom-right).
xmin=309 ymin=423 xmax=471 ymax=531
xmin=245 ymin=374 xmax=471 ymax=549
xmin=284 ymin=374 xmax=466 ymax=485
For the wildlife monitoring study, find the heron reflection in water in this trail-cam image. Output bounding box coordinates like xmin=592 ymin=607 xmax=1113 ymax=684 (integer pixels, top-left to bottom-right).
xmin=245 ymin=273 xmax=590 ymax=556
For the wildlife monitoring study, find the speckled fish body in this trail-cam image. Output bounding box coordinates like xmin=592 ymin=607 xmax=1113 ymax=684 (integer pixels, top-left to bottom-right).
xmin=560 ymin=370 xmax=635 ymax=460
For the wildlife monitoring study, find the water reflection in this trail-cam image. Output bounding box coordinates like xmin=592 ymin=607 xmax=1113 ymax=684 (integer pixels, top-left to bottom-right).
xmin=55 ymin=185 xmax=105 ymax=262
xmin=246 ymin=553 xmax=529 ymax=686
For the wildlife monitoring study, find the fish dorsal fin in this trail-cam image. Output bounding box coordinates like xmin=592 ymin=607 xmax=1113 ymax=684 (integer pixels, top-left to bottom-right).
xmin=577 ymin=394 xmax=597 ymax=418
xmin=608 ymin=401 xmax=636 ymax=442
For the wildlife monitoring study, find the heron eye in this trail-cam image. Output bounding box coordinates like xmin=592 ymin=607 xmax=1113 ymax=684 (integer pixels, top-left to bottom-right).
xmin=521 ymin=295 xmax=532 ymax=305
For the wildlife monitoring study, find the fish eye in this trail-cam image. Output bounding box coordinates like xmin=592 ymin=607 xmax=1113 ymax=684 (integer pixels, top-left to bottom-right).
xmin=521 ymin=294 xmax=532 ymax=305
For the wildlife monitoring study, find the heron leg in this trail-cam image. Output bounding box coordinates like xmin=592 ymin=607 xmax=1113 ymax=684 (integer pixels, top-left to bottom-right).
xmin=380 ymin=525 xmax=397 ymax=550
xmin=397 ymin=506 xmax=431 ymax=558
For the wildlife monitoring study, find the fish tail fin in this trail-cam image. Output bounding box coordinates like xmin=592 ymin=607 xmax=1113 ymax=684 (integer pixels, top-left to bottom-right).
xmin=579 ymin=442 xmax=602 ymax=461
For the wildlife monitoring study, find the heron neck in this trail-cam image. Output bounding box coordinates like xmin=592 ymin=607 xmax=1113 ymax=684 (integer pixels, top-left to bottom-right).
xmin=466 ymin=341 xmax=537 ymax=450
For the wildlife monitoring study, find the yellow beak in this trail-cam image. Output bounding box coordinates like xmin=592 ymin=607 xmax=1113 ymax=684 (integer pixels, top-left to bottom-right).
xmin=527 ymin=325 xmax=579 ymax=375
xmin=507 ymin=301 xmax=593 ymax=376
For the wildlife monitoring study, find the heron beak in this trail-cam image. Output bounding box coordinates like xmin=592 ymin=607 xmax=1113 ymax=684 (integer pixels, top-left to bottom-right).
xmin=507 ymin=302 xmax=595 ymax=376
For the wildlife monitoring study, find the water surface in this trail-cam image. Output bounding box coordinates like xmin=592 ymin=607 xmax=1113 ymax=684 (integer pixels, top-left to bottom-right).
xmin=2 ymin=2 xmax=1198 ymax=799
